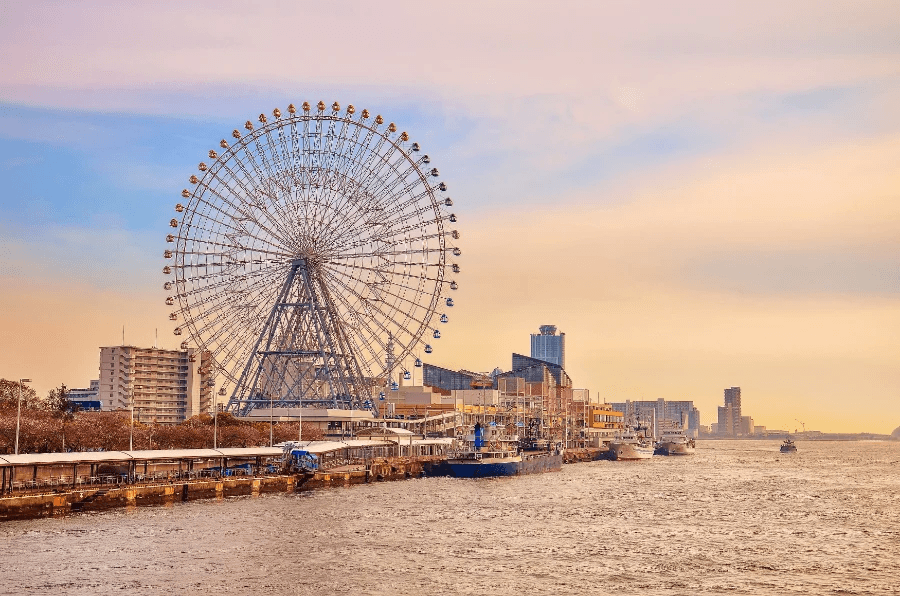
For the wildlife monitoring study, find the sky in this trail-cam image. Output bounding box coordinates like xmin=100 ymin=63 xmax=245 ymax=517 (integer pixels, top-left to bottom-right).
xmin=0 ymin=1 xmax=897 ymax=433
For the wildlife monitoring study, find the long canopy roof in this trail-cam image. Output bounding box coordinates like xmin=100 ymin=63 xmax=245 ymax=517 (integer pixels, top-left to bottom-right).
xmin=0 ymin=447 xmax=285 ymax=466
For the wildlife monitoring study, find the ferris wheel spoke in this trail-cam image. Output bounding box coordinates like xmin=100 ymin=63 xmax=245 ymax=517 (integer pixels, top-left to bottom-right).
xmin=174 ymin=265 xmax=285 ymax=303
xmin=324 ymin=259 xmax=449 ymax=286
xmin=320 ymin=135 xmax=385 ymax=217
xmin=215 ymin=143 xmax=299 ymax=245
xmin=185 ymin=275 xmax=282 ymax=349
xmin=322 ymin=279 xmax=394 ymax=372
xmin=323 ymin=132 xmax=388 ymax=215
xmin=179 ymin=213 xmax=287 ymax=259
xmin=361 ymin=150 xmax=430 ymax=208
xmin=304 ymin=125 xmax=414 ymax=249
xmin=317 ymin=160 xmax=425 ymax=252
xmin=233 ymin=134 xmax=302 ymax=248
xmin=203 ymin=157 xmax=297 ymax=249
xmin=176 ymin=262 xmax=287 ymax=294
xmin=334 ymin=223 xmax=446 ymax=255
xmin=321 ymin=263 xmax=436 ymax=333
xmin=171 ymin=237 xmax=292 ymax=259
xmin=328 ymin=246 xmax=453 ymax=260
xmin=320 ymin=267 xmax=421 ymax=362
xmin=321 ymin=199 xmax=432 ymax=254
xmin=325 ymin=176 xmax=437 ymax=251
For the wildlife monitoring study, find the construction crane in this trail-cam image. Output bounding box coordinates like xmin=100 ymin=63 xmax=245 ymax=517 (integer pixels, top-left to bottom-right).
xmin=795 ymin=419 xmax=806 ymax=433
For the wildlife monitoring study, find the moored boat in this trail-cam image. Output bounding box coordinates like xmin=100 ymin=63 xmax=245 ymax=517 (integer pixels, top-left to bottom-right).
xmin=446 ymin=422 xmax=562 ymax=478
xmin=654 ymin=427 xmax=696 ymax=456
xmin=607 ymin=427 xmax=654 ymax=461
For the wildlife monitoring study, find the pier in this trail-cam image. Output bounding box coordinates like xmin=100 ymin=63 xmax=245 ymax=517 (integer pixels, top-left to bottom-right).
xmin=0 ymin=439 xmax=457 ymax=521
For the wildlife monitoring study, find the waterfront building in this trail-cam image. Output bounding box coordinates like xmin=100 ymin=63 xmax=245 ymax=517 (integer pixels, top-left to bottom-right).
xmin=98 ymin=345 xmax=213 ymax=424
xmin=421 ymin=363 xmax=483 ymax=392
xmin=586 ymin=403 xmax=625 ymax=443
xmin=608 ymin=398 xmax=702 ymax=438
xmin=741 ymin=415 xmax=754 ymax=435
xmin=507 ymin=353 xmax=572 ymax=388
xmin=65 ymin=380 xmax=101 ymax=411
xmin=530 ymin=325 xmax=565 ymax=368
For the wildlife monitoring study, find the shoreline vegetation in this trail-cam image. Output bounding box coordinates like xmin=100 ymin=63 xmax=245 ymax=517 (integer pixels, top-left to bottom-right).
xmin=0 ymin=379 xmax=323 ymax=454
xmin=1 ymin=379 xmax=895 ymax=454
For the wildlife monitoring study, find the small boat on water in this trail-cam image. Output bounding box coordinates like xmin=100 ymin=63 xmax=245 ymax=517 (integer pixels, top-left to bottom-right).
xmin=780 ymin=439 xmax=798 ymax=453
xmin=654 ymin=427 xmax=696 ymax=456
xmin=446 ymin=422 xmax=562 ymax=478
xmin=607 ymin=427 xmax=654 ymax=461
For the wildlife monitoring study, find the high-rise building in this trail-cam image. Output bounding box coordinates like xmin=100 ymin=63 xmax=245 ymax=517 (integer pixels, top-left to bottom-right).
xmin=724 ymin=387 xmax=741 ymax=410
xmin=98 ymin=345 xmax=213 ymax=424
xmin=719 ymin=386 xmax=742 ymax=436
xmin=717 ymin=406 xmax=735 ymax=436
xmin=530 ymin=325 xmax=565 ymax=368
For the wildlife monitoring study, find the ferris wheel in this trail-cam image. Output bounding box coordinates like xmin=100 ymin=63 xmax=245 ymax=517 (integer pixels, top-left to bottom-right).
xmin=163 ymin=101 xmax=460 ymax=415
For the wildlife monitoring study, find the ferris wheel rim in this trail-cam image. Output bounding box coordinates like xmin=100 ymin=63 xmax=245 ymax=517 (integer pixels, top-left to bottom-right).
xmin=165 ymin=102 xmax=460 ymax=389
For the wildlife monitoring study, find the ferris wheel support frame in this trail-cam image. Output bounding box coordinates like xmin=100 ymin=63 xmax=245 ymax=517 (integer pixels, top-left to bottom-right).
xmin=225 ymin=257 xmax=375 ymax=416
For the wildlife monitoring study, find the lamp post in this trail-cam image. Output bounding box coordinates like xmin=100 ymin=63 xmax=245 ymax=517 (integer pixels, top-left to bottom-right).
xmin=215 ymin=387 xmax=225 ymax=450
xmin=14 ymin=378 xmax=31 ymax=455
xmin=129 ymin=393 xmax=135 ymax=451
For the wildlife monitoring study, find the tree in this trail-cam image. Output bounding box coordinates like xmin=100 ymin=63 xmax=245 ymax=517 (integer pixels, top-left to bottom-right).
xmin=45 ymin=384 xmax=71 ymax=414
xmin=0 ymin=379 xmax=40 ymax=411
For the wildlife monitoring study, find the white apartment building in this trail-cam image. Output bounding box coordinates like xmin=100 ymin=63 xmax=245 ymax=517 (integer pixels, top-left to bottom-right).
xmin=98 ymin=345 xmax=214 ymax=424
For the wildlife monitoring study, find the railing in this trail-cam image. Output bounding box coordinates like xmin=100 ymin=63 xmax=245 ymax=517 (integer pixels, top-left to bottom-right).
xmin=2 ymin=466 xmax=281 ymax=495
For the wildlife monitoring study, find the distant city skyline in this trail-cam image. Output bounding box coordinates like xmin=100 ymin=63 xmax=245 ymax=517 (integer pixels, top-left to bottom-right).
xmin=1 ymin=1 xmax=898 ymax=433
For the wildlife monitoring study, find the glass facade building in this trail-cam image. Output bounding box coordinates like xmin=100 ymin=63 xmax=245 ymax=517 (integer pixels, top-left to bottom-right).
xmin=530 ymin=325 xmax=565 ymax=369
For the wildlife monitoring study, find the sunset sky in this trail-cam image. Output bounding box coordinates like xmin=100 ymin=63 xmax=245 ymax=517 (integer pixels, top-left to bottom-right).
xmin=0 ymin=1 xmax=897 ymax=433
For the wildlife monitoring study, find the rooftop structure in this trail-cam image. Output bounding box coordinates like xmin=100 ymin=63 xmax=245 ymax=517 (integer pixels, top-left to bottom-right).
xmin=507 ymin=353 xmax=572 ymax=388
xmin=530 ymin=325 xmax=565 ymax=369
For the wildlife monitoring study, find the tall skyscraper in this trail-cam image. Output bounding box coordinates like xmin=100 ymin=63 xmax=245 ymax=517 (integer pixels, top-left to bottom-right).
xmin=530 ymin=325 xmax=565 ymax=369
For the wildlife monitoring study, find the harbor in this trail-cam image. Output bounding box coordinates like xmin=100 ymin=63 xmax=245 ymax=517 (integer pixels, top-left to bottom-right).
xmin=0 ymin=416 xmax=698 ymax=521
xmin=4 ymin=440 xmax=898 ymax=596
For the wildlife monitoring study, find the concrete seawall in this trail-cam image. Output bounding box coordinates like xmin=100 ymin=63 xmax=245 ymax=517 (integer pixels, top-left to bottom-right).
xmin=0 ymin=475 xmax=297 ymax=521
xmin=1 ymin=457 xmax=433 ymax=521
xmin=1 ymin=452 xmax=603 ymax=521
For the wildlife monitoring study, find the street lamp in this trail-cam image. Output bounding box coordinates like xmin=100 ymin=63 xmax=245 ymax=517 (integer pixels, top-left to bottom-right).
xmin=14 ymin=378 xmax=31 ymax=455
xmin=216 ymin=387 xmax=227 ymax=449
xmin=129 ymin=393 xmax=135 ymax=451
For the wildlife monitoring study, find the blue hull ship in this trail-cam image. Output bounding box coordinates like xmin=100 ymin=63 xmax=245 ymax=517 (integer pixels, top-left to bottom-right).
xmin=445 ymin=421 xmax=563 ymax=478
xmin=447 ymin=451 xmax=563 ymax=478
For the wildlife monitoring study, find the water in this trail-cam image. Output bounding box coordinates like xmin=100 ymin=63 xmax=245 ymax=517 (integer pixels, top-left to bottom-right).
xmin=2 ymin=440 xmax=898 ymax=595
